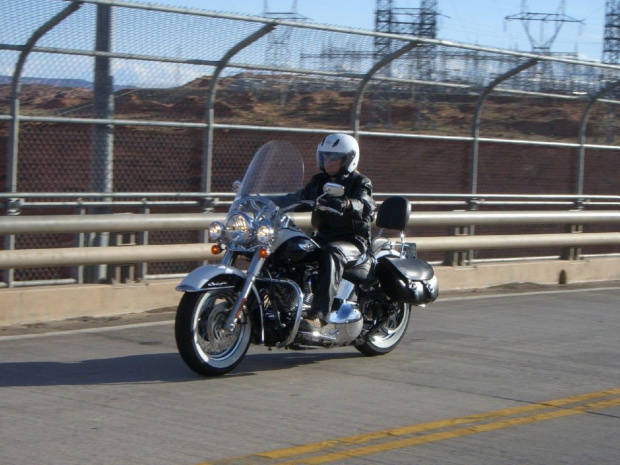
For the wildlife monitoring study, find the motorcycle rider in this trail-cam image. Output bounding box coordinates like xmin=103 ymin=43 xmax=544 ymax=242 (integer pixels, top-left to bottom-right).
xmin=297 ymin=133 xmax=376 ymax=331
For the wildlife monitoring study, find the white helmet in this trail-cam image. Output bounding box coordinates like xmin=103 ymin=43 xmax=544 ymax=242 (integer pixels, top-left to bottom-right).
xmin=316 ymin=133 xmax=359 ymax=175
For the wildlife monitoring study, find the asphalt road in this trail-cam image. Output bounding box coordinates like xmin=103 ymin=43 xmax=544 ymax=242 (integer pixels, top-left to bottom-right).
xmin=1 ymin=285 xmax=619 ymax=465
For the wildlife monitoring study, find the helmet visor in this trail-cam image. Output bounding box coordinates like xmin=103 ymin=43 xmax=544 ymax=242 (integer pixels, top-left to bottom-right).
xmin=319 ymin=151 xmax=347 ymax=162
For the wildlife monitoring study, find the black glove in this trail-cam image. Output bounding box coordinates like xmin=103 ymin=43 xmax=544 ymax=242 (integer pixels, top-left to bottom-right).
xmin=318 ymin=196 xmax=348 ymax=213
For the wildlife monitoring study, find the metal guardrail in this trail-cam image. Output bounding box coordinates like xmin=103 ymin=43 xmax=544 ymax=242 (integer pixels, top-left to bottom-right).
xmin=0 ymin=233 xmax=618 ymax=271
xmin=1 ymin=210 xmax=619 ymax=235
xmin=2 ymin=192 xmax=620 ymax=211
xmin=2 ymin=194 xmax=618 ymax=287
xmin=0 ymin=210 xmax=618 ymax=273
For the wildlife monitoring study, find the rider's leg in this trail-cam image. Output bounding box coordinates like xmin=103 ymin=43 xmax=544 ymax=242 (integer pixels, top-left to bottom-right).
xmin=303 ymin=241 xmax=361 ymax=328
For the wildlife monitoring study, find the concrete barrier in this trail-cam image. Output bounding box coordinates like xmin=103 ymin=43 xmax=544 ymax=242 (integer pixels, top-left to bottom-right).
xmin=1 ymin=257 xmax=619 ymax=327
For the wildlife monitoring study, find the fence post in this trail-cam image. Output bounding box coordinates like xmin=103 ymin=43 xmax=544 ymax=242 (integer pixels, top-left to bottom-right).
xmin=136 ymin=201 xmax=150 ymax=281
xmin=468 ymin=59 xmax=539 ymax=264
xmin=107 ymin=224 xmax=137 ymax=284
xmin=577 ymin=79 xmax=620 ymax=195
xmin=443 ymin=224 xmax=468 ymax=266
xmin=92 ymin=3 xmax=115 ymax=195
xmin=87 ymin=3 xmax=116 ymax=283
xmin=470 ymin=59 xmax=539 ymax=195
xmin=73 ymin=201 xmax=86 ymax=284
xmin=202 ymin=23 xmax=276 ymax=193
xmin=560 ymin=223 xmax=584 ymax=260
xmin=351 ymin=40 xmax=420 ymax=138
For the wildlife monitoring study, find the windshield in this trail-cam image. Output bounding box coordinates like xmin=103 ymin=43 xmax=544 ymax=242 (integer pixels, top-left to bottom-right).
xmin=237 ymin=140 xmax=305 ymax=197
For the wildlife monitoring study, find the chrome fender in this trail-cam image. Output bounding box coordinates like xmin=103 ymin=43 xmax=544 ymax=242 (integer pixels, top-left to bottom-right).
xmin=176 ymin=264 xmax=245 ymax=292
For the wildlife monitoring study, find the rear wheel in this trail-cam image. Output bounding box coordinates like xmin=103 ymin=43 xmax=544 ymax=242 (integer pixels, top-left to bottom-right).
xmin=356 ymin=303 xmax=410 ymax=356
xmin=175 ymin=289 xmax=252 ymax=376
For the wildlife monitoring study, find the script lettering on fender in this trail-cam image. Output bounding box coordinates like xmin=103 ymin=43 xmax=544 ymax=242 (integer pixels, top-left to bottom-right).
xmin=207 ymin=280 xmax=230 ymax=287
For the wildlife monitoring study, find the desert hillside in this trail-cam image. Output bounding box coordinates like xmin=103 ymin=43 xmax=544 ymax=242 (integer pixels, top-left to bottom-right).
xmin=2 ymin=72 xmax=618 ymax=142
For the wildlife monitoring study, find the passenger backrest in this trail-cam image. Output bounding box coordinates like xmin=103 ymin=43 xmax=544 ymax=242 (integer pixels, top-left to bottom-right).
xmin=375 ymin=196 xmax=411 ymax=231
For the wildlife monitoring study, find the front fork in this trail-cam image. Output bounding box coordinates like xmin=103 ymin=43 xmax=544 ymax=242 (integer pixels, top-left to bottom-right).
xmin=224 ymin=252 xmax=265 ymax=332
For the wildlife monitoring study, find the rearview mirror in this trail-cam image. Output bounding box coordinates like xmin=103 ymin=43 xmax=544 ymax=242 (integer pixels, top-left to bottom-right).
xmin=323 ymin=183 xmax=344 ymax=197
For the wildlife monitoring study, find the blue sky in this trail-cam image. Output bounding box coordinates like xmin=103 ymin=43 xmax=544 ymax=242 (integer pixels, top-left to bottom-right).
xmin=155 ymin=0 xmax=606 ymax=61
xmin=1 ymin=0 xmax=607 ymax=88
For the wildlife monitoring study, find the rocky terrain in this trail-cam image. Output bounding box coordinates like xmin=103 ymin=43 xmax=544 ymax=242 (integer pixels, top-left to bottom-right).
xmin=2 ymin=72 xmax=618 ymax=142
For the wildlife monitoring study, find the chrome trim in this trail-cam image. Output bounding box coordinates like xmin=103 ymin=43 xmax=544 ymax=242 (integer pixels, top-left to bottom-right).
xmin=252 ymin=278 xmax=304 ymax=349
xmin=327 ymin=302 xmax=362 ymax=325
xmin=226 ymin=211 xmax=253 ymax=245
xmin=175 ymin=264 xmax=244 ymax=292
xmin=225 ymin=253 xmax=265 ymax=331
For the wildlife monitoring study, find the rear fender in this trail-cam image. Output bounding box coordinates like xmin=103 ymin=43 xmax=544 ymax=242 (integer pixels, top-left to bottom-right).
xmin=176 ymin=265 xmax=246 ymax=292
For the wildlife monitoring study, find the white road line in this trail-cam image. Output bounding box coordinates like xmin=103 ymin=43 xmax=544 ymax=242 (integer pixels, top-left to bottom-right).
xmin=438 ymin=286 xmax=620 ymax=302
xmin=0 ymin=320 xmax=173 ymax=342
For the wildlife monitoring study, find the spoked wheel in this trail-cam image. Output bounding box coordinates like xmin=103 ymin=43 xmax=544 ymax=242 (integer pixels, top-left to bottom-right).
xmin=175 ymin=290 xmax=252 ymax=376
xmin=356 ymin=303 xmax=411 ymax=356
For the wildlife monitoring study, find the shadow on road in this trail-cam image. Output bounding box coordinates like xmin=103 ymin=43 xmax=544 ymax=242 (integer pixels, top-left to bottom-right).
xmin=0 ymin=350 xmax=362 ymax=386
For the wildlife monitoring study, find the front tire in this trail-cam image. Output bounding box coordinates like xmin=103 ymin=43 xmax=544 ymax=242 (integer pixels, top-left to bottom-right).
xmin=175 ymin=289 xmax=252 ymax=376
xmin=356 ymin=303 xmax=411 ymax=356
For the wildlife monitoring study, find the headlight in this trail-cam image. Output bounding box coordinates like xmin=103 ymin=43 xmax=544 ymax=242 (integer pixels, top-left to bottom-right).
xmin=226 ymin=213 xmax=252 ymax=244
xmin=208 ymin=221 xmax=225 ymax=241
xmin=256 ymin=225 xmax=274 ymax=244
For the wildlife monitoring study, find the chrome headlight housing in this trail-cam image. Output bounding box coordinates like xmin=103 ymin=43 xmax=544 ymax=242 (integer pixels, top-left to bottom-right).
xmin=226 ymin=213 xmax=253 ymax=244
xmin=208 ymin=221 xmax=225 ymax=242
xmin=256 ymin=225 xmax=274 ymax=244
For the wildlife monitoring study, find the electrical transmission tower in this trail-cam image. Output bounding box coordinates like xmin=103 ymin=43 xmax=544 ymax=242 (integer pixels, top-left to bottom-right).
xmin=263 ymin=0 xmax=307 ymax=68
xmin=505 ymin=0 xmax=583 ymax=55
xmin=372 ymin=0 xmax=439 ymax=128
xmin=263 ymin=1 xmax=308 ymax=108
xmin=601 ymin=1 xmax=620 ymax=142
xmin=371 ymin=0 xmax=396 ymax=127
xmin=375 ymin=0 xmax=394 ymax=58
xmin=603 ymin=0 xmax=620 ymax=64
xmin=374 ymin=0 xmax=438 ymax=70
xmin=505 ymin=0 xmax=583 ymax=90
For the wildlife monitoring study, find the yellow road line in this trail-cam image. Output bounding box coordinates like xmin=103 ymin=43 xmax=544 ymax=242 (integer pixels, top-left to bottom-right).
xmin=199 ymin=388 xmax=620 ymax=465
xmin=276 ymin=397 xmax=620 ymax=465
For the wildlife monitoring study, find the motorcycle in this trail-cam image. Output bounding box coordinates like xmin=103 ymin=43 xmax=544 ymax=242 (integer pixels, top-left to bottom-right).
xmin=175 ymin=140 xmax=438 ymax=376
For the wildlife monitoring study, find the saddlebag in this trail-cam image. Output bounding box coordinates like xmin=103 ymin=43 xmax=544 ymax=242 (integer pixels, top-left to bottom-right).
xmin=376 ymin=256 xmax=438 ymax=305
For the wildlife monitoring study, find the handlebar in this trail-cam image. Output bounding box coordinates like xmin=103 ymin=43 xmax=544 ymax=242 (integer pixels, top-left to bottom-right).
xmin=278 ymin=199 xmax=343 ymax=216
xmin=316 ymin=204 xmax=344 ymax=216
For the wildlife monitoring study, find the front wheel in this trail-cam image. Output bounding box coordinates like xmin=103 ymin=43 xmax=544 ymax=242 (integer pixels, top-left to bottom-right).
xmin=175 ymin=289 xmax=252 ymax=376
xmin=356 ymin=303 xmax=411 ymax=356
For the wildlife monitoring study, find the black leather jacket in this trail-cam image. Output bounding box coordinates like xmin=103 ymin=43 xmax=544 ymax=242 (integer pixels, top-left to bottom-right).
xmin=299 ymin=171 xmax=376 ymax=251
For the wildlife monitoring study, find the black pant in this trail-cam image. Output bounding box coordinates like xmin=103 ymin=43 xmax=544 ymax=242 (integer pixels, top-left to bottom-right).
xmin=311 ymin=240 xmax=363 ymax=321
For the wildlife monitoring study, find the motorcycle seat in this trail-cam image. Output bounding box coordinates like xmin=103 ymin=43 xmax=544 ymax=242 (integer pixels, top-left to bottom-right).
xmin=371 ymin=237 xmax=391 ymax=255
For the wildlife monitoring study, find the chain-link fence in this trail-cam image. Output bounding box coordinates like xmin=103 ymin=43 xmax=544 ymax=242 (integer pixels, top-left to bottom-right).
xmin=1 ymin=0 xmax=619 ymax=285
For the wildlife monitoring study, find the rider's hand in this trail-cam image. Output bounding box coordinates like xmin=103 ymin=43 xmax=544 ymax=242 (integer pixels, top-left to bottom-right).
xmin=318 ymin=196 xmax=349 ymax=213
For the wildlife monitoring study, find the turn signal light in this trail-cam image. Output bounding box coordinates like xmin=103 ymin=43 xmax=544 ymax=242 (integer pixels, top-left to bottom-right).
xmin=258 ymin=247 xmax=269 ymax=259
xmin=211 ymin=244 xmax=222 ymax=255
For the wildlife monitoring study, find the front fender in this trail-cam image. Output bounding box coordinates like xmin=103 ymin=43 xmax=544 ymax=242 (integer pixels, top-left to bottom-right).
xmin=176 ymin=264 xmax=246 ymax=292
